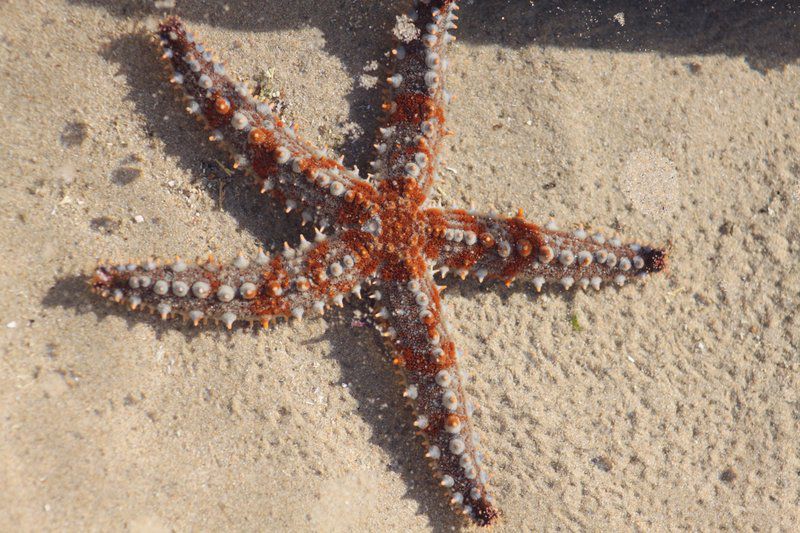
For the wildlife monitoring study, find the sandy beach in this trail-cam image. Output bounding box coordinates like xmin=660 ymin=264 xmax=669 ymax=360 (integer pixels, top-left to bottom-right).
xmin=1 ymin=0 xmax=798 ymax=530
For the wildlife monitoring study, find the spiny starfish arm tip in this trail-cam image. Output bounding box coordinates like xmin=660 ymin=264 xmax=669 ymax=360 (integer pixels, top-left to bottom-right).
xmin=639 ymin=246 xmax=668 ymax=273
xmin=422 ymin=207 xmax=668 ymax=291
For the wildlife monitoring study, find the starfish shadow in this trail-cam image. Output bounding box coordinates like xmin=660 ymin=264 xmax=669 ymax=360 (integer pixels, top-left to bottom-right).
xmin=44 ymin=275 xmax=217 ymax=341
xmin=88 ymin=0 xmax=396 ymax=173
xmin=100 ymin=32 xmax=299 ymax=250
xmin=317 ymin=301 xmax=467 ymax=531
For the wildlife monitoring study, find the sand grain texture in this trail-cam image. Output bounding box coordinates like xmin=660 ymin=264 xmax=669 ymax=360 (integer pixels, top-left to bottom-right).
xmin=1 ymin=0 xmax=798 ymax=531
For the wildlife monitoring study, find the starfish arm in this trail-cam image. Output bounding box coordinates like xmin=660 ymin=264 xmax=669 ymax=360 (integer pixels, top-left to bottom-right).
xmin=371 ymin=1 xmax=460 ymax=202
xmin=90 ymin=230 xmax=378 ymax=329
xmin=157 ymin=17 xmax=379 ymax=229
xmin=371 ymin=260 xmax=499 ymax=527
xmin=422 ymin=208 xmax=668 ymax=290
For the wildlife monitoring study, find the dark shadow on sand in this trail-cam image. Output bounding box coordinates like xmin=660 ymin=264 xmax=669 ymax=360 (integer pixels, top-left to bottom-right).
xmin=72 ymin=0 xmax=800 ymax=73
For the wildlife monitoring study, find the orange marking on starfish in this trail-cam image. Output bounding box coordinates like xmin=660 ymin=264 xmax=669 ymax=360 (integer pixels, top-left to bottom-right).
xmin=388 ymin=92 xmax=440 ymax=126
xmin=214 ymin=96 xmax=231 ymax=115
xmin=498 ymin=218 xmax=543 ymax=282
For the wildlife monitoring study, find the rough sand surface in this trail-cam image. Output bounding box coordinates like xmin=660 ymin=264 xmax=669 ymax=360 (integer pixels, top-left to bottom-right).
xmin=1 ymin=0 xmax=799 ymax=531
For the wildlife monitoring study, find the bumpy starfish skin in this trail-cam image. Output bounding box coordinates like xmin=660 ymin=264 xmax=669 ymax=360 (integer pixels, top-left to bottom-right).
xmin=91 ymin=1 xmax=667 ymax=526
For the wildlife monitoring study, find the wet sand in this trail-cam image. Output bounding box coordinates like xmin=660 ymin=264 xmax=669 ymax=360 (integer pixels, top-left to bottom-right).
xmin=1 ymin=1 xmax=798 ymax=530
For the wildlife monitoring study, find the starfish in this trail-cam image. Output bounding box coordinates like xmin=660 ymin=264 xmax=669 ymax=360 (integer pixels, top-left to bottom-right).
xmin=90 ymin=1 xmax=667 ymax=527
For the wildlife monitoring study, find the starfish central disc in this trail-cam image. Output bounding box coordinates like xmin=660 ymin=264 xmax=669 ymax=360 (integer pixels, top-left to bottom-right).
xmin=374 ymin=194 xmax=425 ymax=259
